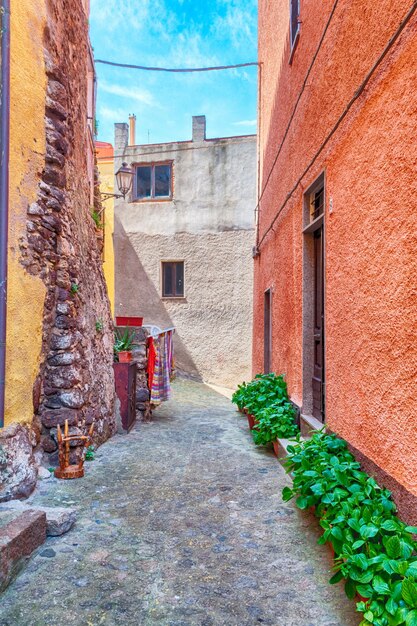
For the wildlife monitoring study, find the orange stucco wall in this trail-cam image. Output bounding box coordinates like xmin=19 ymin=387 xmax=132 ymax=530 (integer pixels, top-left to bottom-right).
xmin=255 ymin=1 xmax=417 ymax=495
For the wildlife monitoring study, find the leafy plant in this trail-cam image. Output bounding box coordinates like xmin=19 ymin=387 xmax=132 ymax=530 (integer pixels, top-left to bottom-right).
xmin=85 ymin=445 xmax=95 ymax=462
xmin=232 ymin=373 xmax=299 ymax=443
xmin=252 ymin=401 xmax=298 ymax=444
xmin=95 ymin=318 xmax=104 ymax=333
xmin=70 ymin=282 xmax=79 ymax=295
xmin=282 ymin=432 xmax=417 ymax=625
xmin=91 ymin=209 xmax=103 ymax=229
xmin=114 ymin=328 xmax=135 ymax=361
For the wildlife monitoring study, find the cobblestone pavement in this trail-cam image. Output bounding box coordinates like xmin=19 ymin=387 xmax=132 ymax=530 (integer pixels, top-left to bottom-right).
xmin=0 ymin=380 xmax=359 ymax=626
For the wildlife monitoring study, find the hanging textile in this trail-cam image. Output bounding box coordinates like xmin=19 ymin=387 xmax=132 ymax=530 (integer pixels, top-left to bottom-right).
xmin=150 ymin=333 xmax=171 ymax=405
xmin=147 ymin=336 xmax=157 ymax=392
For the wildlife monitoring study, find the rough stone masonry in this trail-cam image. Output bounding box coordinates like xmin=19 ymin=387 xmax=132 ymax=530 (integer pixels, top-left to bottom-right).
xmin=0 ymin=0 xmax=115 ymax=501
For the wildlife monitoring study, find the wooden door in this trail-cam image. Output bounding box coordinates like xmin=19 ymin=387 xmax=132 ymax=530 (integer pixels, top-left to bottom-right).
xmin=312 ymin=228 xmax=325 ymax=421
xmin=264 ymin=289 xmax=271 ymax=373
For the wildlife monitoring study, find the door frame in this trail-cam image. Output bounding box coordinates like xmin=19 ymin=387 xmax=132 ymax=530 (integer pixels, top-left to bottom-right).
xmin=301 ymin=173 xmax=326 ymax=422
xmin=264 ymin=288 xmax=272 ymax=373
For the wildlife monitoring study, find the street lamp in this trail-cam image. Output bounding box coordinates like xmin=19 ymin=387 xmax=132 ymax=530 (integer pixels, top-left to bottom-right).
xmin=115 ymin=162 xmax=134 ymax=198
xmin=100 ymin=162 xmax=134 ymax=202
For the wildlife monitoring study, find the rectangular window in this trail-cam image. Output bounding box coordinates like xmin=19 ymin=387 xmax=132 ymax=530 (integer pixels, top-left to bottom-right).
xmin=162 ymin=261 xmax=184 ymax=298
xmin=135 ymin=162 xmax=172 ymax=200
xmin=290 ymin=0 xmax=300 ymax=47
xmin=308 ymin=178 xmax=324 ymax=222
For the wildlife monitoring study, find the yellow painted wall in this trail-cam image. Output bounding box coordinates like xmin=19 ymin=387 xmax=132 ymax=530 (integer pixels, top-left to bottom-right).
xmin=97 ymin=157 xmax=115 ymax=315
xmin=4 ymin=0 xmax=48 ymax=427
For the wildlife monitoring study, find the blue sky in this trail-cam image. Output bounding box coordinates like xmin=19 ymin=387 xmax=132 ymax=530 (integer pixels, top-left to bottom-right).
xmin=89 ymin=0 xmax=258 ymax=146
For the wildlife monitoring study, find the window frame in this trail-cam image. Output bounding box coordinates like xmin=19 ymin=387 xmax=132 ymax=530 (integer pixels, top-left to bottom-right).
xmin=161 ymin=260 xmax=185 ymax=299
xmin=289 ymin=0 xmax=300 ymax=63
xmin=133 ymin=160 xmax=173 ymax=201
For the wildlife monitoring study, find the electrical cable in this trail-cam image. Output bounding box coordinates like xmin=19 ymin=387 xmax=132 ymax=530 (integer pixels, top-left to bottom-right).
xmin=95 ymin=59 xmax=259 ymax=72
xmin=257 ymin=1 xmax=417 ymax=250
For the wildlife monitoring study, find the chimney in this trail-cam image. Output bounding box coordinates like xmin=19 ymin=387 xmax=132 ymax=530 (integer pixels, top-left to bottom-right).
xmin=129 ymin=114 xmax=136 ymax=146
xmin=114 ymin=122 xmax=129 ymax=153
xmin=192 ymin=115 xmax=206 ymax=142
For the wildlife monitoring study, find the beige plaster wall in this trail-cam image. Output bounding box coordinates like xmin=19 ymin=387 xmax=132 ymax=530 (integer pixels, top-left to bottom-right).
xmin=115 ymin=229 xmax=254 ymax=388
xmin=114 ymin=127 xmax=256 ymax=388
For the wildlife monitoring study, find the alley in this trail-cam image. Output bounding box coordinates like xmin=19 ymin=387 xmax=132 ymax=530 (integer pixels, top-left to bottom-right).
xmin=0 ymin=380 xmax=358 ymax=626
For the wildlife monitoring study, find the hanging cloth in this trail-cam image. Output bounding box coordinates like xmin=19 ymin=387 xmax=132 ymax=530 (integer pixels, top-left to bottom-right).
xmin=147 ymin=336 xmax=157 ymax=392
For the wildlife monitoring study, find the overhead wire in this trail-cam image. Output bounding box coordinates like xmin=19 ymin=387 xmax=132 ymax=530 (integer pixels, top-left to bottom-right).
xmin=257 ymin=0 xmax=417 ymax=250
xmin=95 ymin=59 xmax=259 ymax=72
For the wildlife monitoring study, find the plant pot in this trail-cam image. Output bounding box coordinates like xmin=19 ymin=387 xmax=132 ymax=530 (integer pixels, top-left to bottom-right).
xmin=272 ymin=439 xmax=279 ymax=457
xmin=115 ymin=316 xmax=143 ymax=327
xmin=247 ymin=413 xmax=256 ymax=430
xmin=118 ymin=351 xmax=132 ymax=363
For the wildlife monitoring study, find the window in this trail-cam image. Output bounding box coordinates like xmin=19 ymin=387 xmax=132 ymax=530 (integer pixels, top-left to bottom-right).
xmin=135 ymin=163 xmax=172 ymax=200
xmin=308 ymin=178 xmax=324 ymax=222
xmin=162 ymin=262 xmax=184 ymax=298
xmin=290 ymin=0 xmax=300 ymax=48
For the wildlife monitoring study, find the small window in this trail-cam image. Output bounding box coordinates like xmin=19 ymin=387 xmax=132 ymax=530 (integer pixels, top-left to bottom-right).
xmin=308 ymin=181 xmax=324 ymax=222
xmin=135 ymin=163 xmax=172 ymax=200
xmin=162 ymin=261 xmax=184 ymax=298
xmin=290 ymin=0 xmax=300 ymax=48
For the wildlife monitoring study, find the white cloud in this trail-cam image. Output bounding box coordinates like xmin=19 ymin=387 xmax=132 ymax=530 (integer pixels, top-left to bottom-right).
xmin=100 ymin=81 xmax=158 ymax=107
xmin=90 ymin=0 xmax=151 ymax=32
xmin=233 ymin=119 xmax=257 ymax=127
xmin=98 ymin=105 xmax=128 ymax=122
xmin=213 ymin=1 xmax=258 ymax=51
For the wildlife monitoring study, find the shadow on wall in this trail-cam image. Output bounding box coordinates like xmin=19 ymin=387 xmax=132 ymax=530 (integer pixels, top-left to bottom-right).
xmin=114 ymin=215 xmax=201 ymax=380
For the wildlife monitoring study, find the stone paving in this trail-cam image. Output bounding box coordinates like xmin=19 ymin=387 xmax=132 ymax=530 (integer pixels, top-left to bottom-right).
xmin=0 ymin=380 xmax=359 ymax=626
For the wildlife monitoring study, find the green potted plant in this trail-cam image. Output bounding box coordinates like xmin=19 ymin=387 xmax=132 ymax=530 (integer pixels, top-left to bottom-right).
xmin=114 ymin=328 xmax=134 ymax=363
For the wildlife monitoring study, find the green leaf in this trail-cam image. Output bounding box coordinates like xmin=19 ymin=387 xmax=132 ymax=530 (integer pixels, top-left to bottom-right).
xmin=381 ymin=520 xmax=399 ymax=532
xmin=282 ymin=487 xmax=293 ymax=502
xmin=372 ymin=576 xmax=391 ymax=596
xmin=406 ymin=610 xmax=417 ymax=626
xmin=348 ymin=518 xmax=362 ymax=533
xmin=356 ymin=584 xmax=374 ymax=598
xmin=405 ymin=527 xmax=417 ymax=534
xmin=364 ymin=611 xmax=374 ymax=622
xmin=403 ymin=580 xmax=417 ymax=608
xmin=385 ymin=597 xmax=398 ymax=616
xmin=329 ymin=570 xmax=344 ymax=584
xmin=392 ymin=607 xmax=411 ymax=626
xmin=296 ymin=496 xmax=309 ymax=510
xmin=352 ymin=554 xmax=369 ymax=570
xmin=331 ymin=527 xmax=344 ymax=542
xmin=386 ymin=536 xmax=402 ymax=559
xmin=345 ymin=578 xmax=357 ymax=600
xmin=361 ymin=525 xmax=379 ymax=539
xmin=353 ymin=540 xmax=366 ymax=549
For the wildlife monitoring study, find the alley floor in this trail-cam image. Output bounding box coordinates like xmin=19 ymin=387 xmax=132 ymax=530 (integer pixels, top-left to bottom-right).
xmin=0 ymin=380 xmax=359 ymax=626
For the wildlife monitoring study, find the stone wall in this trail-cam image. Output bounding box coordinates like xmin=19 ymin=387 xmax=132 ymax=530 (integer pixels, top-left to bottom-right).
xmin=0 ymin=0 xmax=115 ymax=499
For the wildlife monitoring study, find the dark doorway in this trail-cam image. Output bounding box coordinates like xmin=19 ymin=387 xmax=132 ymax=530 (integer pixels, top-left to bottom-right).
xmin=264 ymin=289 xmax=272 ymax=373
xmin=312 ymin=227 xmax=325 ymax=421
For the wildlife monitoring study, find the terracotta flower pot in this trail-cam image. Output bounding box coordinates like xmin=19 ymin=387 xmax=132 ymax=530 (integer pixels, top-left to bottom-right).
xmin=272 ymin=439 xmax=279 ymax=457
xmin=118 ymin=351 xmax=132 ymax=363
xmin=247 ymin=413 xmax=256 ymax=430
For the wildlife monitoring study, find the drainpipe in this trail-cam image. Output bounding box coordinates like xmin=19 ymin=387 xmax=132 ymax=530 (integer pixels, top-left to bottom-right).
xmin=0 ymin=0 xmax=10 ymax=428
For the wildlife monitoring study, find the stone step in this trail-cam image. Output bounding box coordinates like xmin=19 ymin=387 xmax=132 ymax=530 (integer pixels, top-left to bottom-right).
xmin=300 ymin=413 xmax=325 ymax=438
xmin=0 ymin=509 xmax=46 ymax=593
xmin=0 ymin=501 xmax=76 ymax=537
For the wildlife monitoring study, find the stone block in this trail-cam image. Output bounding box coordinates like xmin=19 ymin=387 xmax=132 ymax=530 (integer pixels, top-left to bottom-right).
xmin=0 ymin=424 xmax=38 ymax=502
xmin=40 ymin=408 xmax=78 ymax=428
xmin=0 ymin=510 xmax=46 ymax=592
xmin=0 ymin=501 xmax=76 ymax=538
xmin=136 ymin=387 xmax=150 ymax=402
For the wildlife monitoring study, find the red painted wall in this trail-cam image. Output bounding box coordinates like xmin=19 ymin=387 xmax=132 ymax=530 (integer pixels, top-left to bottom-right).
xmin=255 ymin=0 xmax=417 ymax=496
